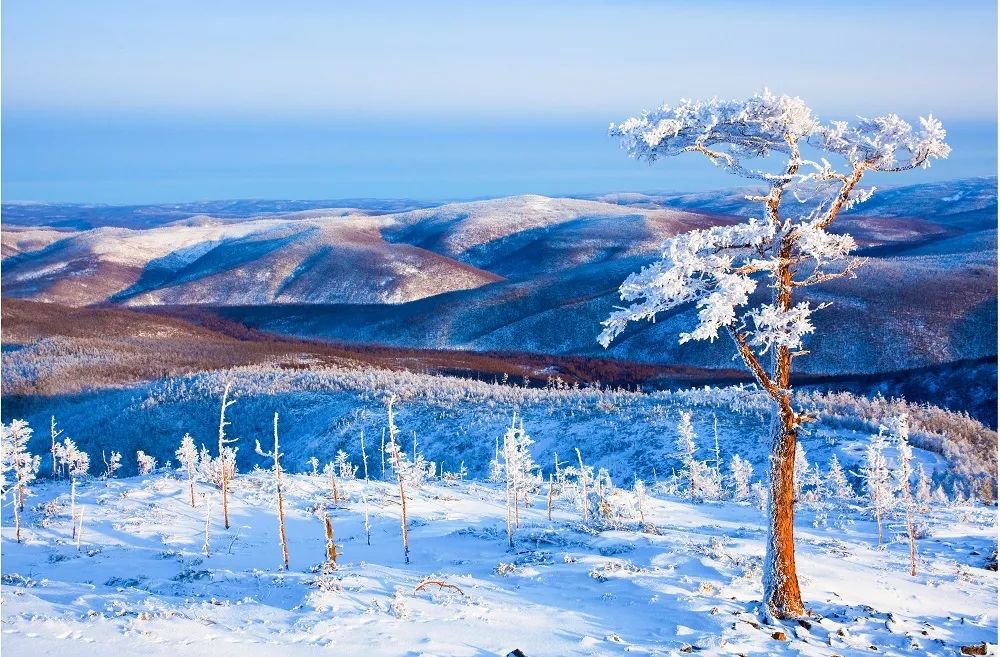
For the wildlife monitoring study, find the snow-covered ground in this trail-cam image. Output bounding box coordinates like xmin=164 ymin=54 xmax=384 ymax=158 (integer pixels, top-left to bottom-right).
xmin=2 ymin=471 xmax=996 ymax=656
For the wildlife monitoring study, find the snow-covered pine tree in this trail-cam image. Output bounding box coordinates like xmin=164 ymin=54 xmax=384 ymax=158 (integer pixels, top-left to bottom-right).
xmin=102 ymin=450 xmax=122 ymax=479
xmin=136 ymin=450 xmax=157 ymax=475
xmin=729 ymin=454 xmax=753 ymax=502
xmin=255 ymin=412 xmax=289 ymax=570
xmin=599 ymin=90 xmax=949 ymax=619
xmin=825 ymin=454 xmax=854 ymax=500
xmin=176 ymin=433 xmax=199 ymax=507
xmin=861 ymin=428 xmax=892 ymax=546
xmin=1 ymin=420 xmax=41 ymax=542
xmin=887 ymin=415 xmax=918 ymax=575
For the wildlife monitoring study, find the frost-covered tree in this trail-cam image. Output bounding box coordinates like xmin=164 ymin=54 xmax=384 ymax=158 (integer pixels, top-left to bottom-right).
xmin=102 ymin=450 xmax=122 ymax=479
xmin=887 ymin=415 xmax=918 ymax=575
xmin=1 ymin=420 xmax=41 ymax=542
xmin=384 ymin=395 xmax=410 ymax=563
xmin=861 ymin=428 xmax=892 ymax=546
xmin=793 ymin=443 xmax=810 ymax=501
xmin=501 ymin=412 xmax=540 ymax=546
xmin=599 ymin=90 xmax=949 ymax=618
xmin=729 ymin=454 xmax=753 ymax=502
xmin=334 ymin=450 xmax=358 ymax=480
xmin=55 ymin=437 xmax=89 ymax=540
xmin=825 ymin=455 xmax=854 ymax=500
xmin=914 ymin=463 xmax=932 ymax=511
xmin=256 ymin=412 xmax=289 ymax=570
xmin=675 ymin=411 xmax=698 ymax=498
xmin=50 ymin=416 xmax=63 ymax=478
xmin=136 ymin=450 xmax=157 ymax=475
xmin=216 ymin=382 xmax=239 ymax=529
xmin=176 ymin=434 xmax=199 ymax=507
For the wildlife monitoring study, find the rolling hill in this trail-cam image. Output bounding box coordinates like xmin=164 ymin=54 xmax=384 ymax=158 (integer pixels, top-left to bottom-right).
xmin=2 ymin=177 xmax=996 ymax=392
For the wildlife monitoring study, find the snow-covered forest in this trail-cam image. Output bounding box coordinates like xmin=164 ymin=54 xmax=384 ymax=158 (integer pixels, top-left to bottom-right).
xmin=2 ymin=366 xmax=997 ymax=655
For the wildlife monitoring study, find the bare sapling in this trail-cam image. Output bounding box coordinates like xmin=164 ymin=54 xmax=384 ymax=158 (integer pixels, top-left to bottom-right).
xmin=360 ymin=431 xmax=369 ymax=480
xmin=324 ymin=462 xmax=341 ymax=505
xmin=576 ymin=447 xmax=589 ymax=524
xmin=380 ymin=427 xmax=386 ymax=480
xmin=256 ymin=412 xmax=289 ymax=570
xmin=547 ymin=474 xmax=554 ymax=522
xmin=76 ymin=505 xmax=85 ymax=551
xmin=217 ymin=382 xmax=238 ymax=530
xmin=890 ymin=415 xmax=918 ymax=576
xmin=385 ymin=395 xmax=410 ymax=563
xmin=50 ymin=416 xmax=63 ymax=477
xmin=203 ymin=493 xmax=212 ymax=556
xmin=358 ymin=430 xmax=372 ymax=545
xmin=102 ymin=450 xmax=122 ymax=479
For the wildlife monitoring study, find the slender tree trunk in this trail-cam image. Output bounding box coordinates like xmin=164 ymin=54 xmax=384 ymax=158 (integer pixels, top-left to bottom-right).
xmin=576 ymin=448 xmax=589 ymax=524
xmin=876 ymin=509 xmax=883 ymax=546
xmin=389 ymin=441 xmax=410 ymax=563
xmin=76 ymin=505 xmax=84 ymax=551
xmin=274 ymin=415 xmax=289 ymax=571
xmin=70 ymin=478 xmax=78 ymax=540
xmin=547 ymin=474 xmax=553 ymax=522
xmin=222 ymin=475 xmax=230 ymax=530
xmin=324 ymin=513 xmax=337 ymax=567
xmin=14 ymin=498 xmax=21 ymax=543
xmin=203 ymin=494 xmax=212 ymax=556
xmin=761 ymin=247 xmax=805 ymax=620
xmin=51 ymin=416 xmax=59 ymax=478
xmin=189 ymin=471 xmax=196 ymax=508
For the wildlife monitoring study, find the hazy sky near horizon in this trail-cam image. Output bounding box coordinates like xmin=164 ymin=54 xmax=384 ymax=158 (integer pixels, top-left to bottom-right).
xmin=3 ymin=0 xmax=997 ymax=203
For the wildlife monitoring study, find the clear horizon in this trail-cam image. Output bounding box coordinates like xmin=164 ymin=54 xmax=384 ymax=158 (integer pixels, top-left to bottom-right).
xmin=2 ymin=0 xmax=997 ymax=204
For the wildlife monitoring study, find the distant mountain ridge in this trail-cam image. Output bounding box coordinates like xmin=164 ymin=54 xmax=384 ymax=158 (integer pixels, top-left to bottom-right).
xmin=2 ymin=177 xmax=996 ymax=380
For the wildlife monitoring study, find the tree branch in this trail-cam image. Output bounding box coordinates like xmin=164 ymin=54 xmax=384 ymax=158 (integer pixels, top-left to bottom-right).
xmin=728 ymin=327 xmax=783 ymax=403
xmin=816 ymin=164 xmax=866 ymax=230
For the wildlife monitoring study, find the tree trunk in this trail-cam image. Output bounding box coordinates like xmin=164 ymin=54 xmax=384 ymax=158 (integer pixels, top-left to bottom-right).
xmin=324 ymin=513 xmax=337 ymax=567
xmin=189 ymin=476 xmax=196 ymax=508
xmin=759 ymin=228 xmax=806 ymax=620
xmin=222 ymin=476 xmax=230 ymax=530
xmin=762 ymin=407 xmax=805 ymax=620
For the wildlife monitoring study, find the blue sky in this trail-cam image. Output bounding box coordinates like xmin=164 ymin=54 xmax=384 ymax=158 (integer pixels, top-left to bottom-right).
xmin=3 ymin=1 xmax=997 ymax=203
